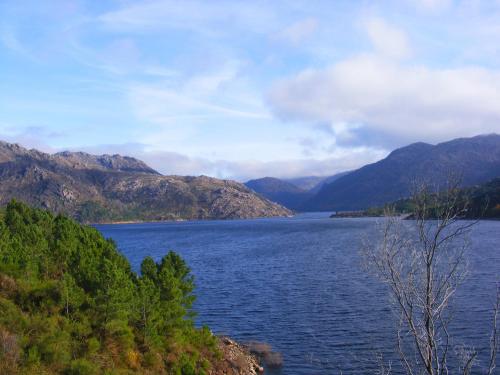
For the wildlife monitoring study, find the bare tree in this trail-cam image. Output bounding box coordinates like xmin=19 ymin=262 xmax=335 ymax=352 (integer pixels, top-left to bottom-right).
xmin=363 ymin=179 xmax=499 ymax=375
xmin=488 ymin=287 xmax=499 ymax=375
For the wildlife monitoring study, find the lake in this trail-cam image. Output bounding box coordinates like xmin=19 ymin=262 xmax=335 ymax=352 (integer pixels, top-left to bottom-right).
xmin=96 ymin=213 xmax=500 ymax=374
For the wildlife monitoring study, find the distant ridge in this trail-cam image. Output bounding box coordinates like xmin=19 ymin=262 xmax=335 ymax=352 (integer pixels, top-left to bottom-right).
xmin=245 ymin=177 xmax=312 ymax=210
xmin=0 ymin=141 xmax=292 ymax=222
xmin=306 ymin=171 xmax=352 ymax=194
xmin=304 ymin=134 xmax=500 ymax=211
xmin=54 ymin=150 xmax=160 ymax=174
xmin=284 ymin=176 xmax=326 ymax=191
xmin=245 ymin=171 xmax=352 ymax=210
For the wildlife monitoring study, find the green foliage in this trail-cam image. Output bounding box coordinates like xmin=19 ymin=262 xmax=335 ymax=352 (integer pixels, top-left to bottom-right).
xmin=75 ymin=201 xmax=111 ymax=224
xmin=74 ymin=200 xmax=185 ymax=224
xmin=466 ymin=177 xmax=500 ymax=218
xmin=0 ymin=200 xmax=218 ymax=374
xmin=366 ymin=178 xmax=500 ymax=219
xmin=65 ymin=359 xmax=99 ymax=375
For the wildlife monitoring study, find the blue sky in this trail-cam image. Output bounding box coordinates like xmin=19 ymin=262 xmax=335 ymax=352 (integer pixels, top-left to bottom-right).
xmin=1 ymin=0 xmax=500 ymax=180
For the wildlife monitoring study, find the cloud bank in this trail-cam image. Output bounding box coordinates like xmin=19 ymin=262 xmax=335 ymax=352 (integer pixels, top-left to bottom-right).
xmin=78 ymin=142 xmax=385 ymax=181
xmin=267 ymin=18 xmax=500 ymax=145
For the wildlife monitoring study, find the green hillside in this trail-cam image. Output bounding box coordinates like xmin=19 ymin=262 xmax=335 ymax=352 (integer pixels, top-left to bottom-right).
xmin=464 ymin=178 xmax=500 ymax=218
xmin=0 ymin=200 xmax=218 ymax=374
xmin=362 ymin=178 xmax=500 ymax=219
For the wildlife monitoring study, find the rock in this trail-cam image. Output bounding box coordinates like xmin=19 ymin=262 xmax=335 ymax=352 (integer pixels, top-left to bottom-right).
xmin=245 ymin=341 xmax=283 ymax=369
xmin=0 ymin=141 xmax=293 ymax=223
xmin=210 ymin=336 xmax=263 ymax=375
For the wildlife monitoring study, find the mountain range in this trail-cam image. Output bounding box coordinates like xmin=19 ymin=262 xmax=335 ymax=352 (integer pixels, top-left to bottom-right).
xmin=245 ymin=134 xmax=500 ymax=212
xmin=2 ymin=134 xmax=499 ymax=220
xmin=244 ymin=177 xmax=312 ymax=211
xmin=0 ymin=141 xmax=291 ymax=223
xmin=244 ymin=171 xmax=352 ymax=210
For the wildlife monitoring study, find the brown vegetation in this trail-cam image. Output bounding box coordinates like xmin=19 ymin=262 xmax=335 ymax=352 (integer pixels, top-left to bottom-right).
xmin=246 ymin=340 xmax=284 ymax=369
xmin=210 ymin=337 xmax=263 ymax=375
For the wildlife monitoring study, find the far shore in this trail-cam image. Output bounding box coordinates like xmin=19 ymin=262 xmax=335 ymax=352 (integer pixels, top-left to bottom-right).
xmin=94 ymin=218 xmax=187 ymax=225
xmin=330 ymin=211 xmax=500 ymax=221
xmin=91 ymin=213 xmax=295 ymax=225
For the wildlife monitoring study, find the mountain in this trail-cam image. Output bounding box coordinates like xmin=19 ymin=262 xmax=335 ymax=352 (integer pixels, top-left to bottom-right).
xmin=283 ymin=172 xmax=352 ymax=192
xmin=245 ymin=172 xmax=352 ymax=210
xmin=284 ymin=176 xmax=326 ymax=191
xmin=54 ymin=150 xmax=159 ymax=174
xmin=305 ymin=134 xmax=500 ymax=211
xmin=244 ymin=177 xmax=312 ymax=211
xmin=0 ymin=141 xmax=292 ymax=222
xmin=306 ymin=171 xmax=352 ymax=194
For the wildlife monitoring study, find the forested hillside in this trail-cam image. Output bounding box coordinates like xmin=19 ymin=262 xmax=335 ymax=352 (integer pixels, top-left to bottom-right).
xmin=244 ymin=177 xmax=311 ymax=210
xmin=0 ymin=201 xmax=219 ymax=374
xmin=466 ymin=178 xmax=500 ymax=218
xmin=360 ymin=178 xmax=500 ymax=219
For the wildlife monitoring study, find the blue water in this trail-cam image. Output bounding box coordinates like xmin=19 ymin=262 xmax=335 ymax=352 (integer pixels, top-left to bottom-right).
xmin=95 ymin=213 xmax=500 ymax=374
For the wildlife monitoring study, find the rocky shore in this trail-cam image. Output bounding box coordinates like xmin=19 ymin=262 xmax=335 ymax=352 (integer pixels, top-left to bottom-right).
xmin=210 ymin=337 xmax=264 ymax=375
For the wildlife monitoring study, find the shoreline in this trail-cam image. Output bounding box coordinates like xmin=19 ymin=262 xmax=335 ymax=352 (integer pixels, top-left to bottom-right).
xmin=211 ymin=336 xmax=264 ymax=375
xmin=91 ymin=213 xmax=295 ymax=225
xmin=329 ymin=212 xmax=500 ymax=221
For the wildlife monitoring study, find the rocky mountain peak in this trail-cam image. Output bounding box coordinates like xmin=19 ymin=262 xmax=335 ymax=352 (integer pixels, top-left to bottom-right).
xmin=54 ymin=150 xmax=159 ymax=174
xmin=0 ymin=140 xmax=291 ymax=222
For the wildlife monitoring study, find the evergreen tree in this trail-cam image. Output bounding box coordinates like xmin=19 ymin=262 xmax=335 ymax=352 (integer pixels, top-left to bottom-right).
xmin=0 ymin=200 xmax=217 ymax=374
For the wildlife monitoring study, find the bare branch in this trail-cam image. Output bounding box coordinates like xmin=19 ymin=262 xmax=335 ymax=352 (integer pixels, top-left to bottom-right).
xmin=487 ymin=285 xmax=500 ymax=375
xmin=362 ymin=178 xmax=497 ymax=375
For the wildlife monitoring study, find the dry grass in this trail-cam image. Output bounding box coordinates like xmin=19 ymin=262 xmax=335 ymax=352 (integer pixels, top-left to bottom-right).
xmin=0 ymin=328 xmax=20 ymax=374
xmin=245 ymin=341 xmax=283 ymax=368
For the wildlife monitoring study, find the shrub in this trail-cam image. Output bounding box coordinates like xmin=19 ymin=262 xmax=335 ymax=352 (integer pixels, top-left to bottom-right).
xmin=0 ymin=328 xmax=20 ymax=374
xmin=65 ymin=359 xmax=99 ymax=375
xmin=0 ymin=200 xmax=218 ymax=374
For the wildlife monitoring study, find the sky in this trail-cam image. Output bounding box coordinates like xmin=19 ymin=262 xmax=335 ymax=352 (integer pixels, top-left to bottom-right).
xmin=1 ymin=0 xmax=500 ymax=180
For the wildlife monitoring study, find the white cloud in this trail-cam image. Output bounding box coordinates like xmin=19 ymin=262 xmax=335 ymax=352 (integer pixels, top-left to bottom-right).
xmin=0 ymin=27 xmax=40 ymax=61
xmin=409 ymin=0 xmax=452 ymax=12
xmin=0 ymin=124 xmax=62 ymax=153
xmin=129 ymin=84 xmax=268 ymax=127
xmin=268 ymin=55 xmax=500 ymax=142
xmin=127 ymin=59 xmax=270 ymax=127
xmin=98 ymin=0 xmax=277 ymax=36
xmin=78 ymin=142 xmax=385 ymax=181
xmin=275 ymin=17 xmax=319 ymax=45
xmin=184 ymin=60 xmax=241 ymax=95
xmin=267 ymin=16 xmax=500 ymax=144
xmin=364 ymin=17 xmax=412 ymax=60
